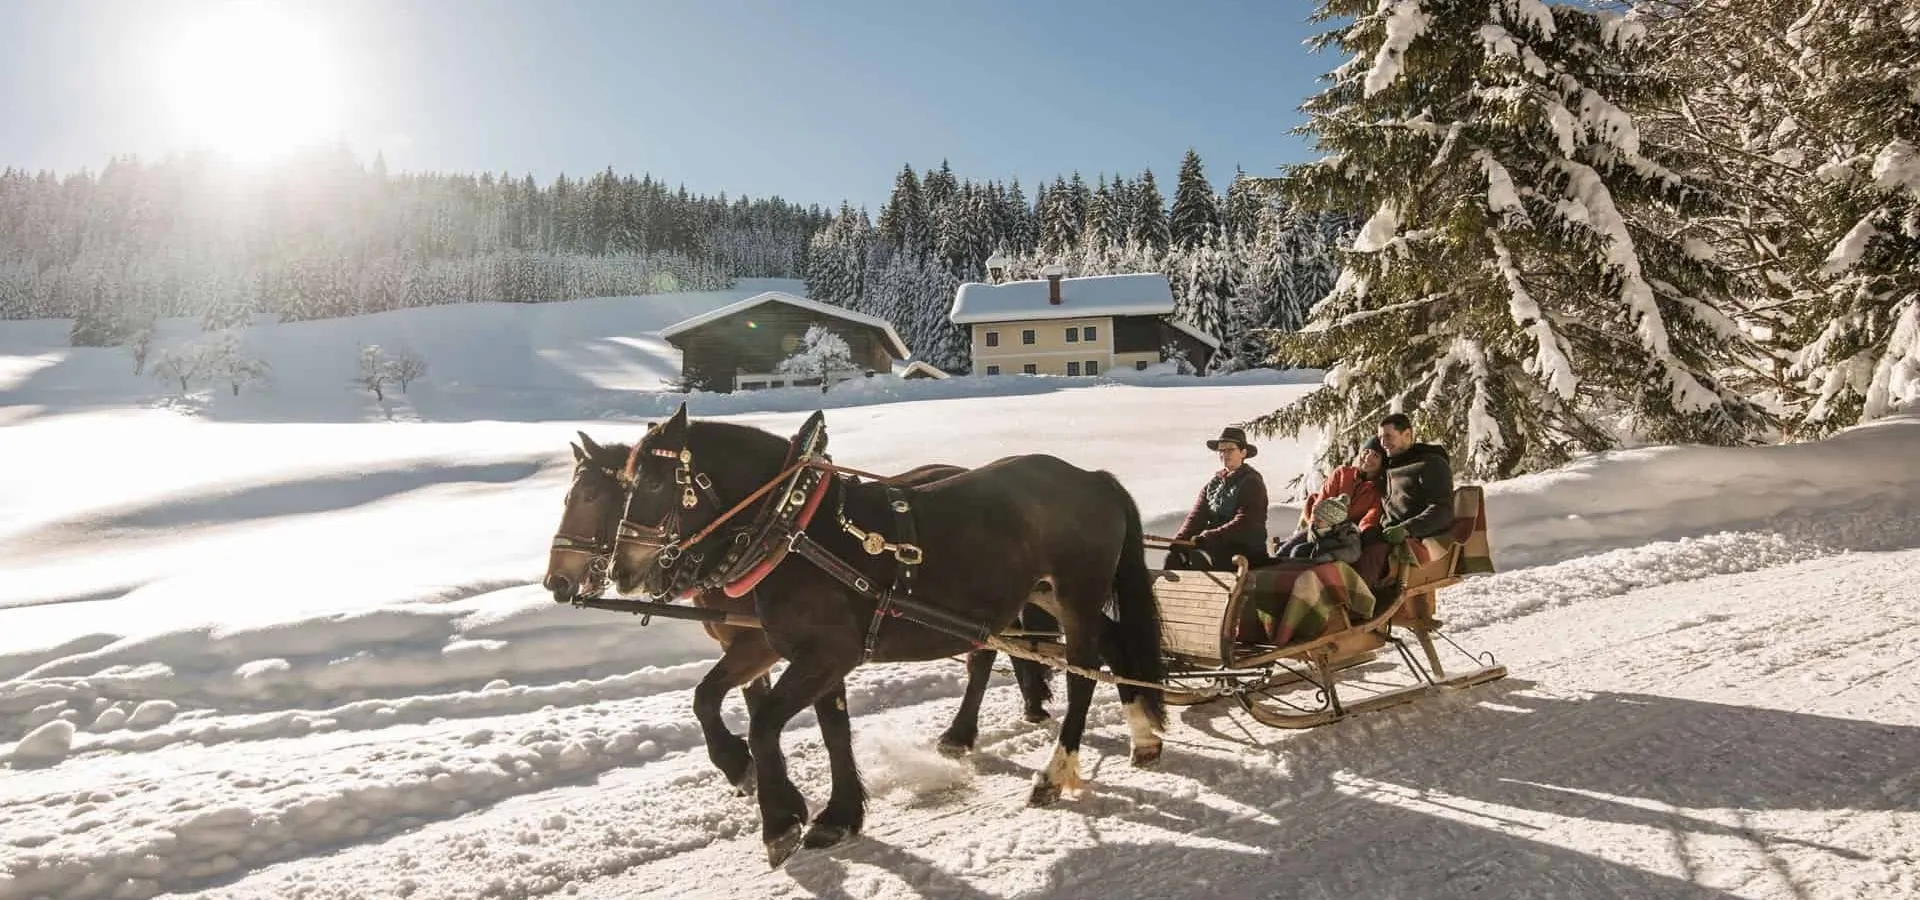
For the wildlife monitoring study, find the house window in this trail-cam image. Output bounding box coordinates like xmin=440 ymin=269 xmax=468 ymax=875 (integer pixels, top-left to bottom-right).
xmin=1083 ymin=325 xmax=1098 ymax=342
xmin=985 ymin=331 xmax=999 ymax=347
xmin=1085 ymin=360 xmax=1099 ymax=376
xmin=985 ymin=365 xmax=1000 ymax=375
xmin=1022 ymin=363 xmax=1037 ymax=375
xmin=1135 ymin=360 xmax=1149 ymax=371
xmin=1067 ymin=361 xmax=1081 ymax=376
xmin=1065 ymin=327 xmax=1079 ymax=343
xmin=1021 ymin=329 xmax=1036 ymax=345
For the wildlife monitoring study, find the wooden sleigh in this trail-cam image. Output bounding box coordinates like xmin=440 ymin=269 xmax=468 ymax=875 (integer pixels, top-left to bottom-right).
xmin=1147 ymin=485 xmax=1507 ymax=728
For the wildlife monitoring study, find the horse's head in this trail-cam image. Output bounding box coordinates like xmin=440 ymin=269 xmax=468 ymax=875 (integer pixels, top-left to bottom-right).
xmin=604 ymin=403 xmax=795 ymax=599
xmin=544 ymin=428 xmax=640 ymax=603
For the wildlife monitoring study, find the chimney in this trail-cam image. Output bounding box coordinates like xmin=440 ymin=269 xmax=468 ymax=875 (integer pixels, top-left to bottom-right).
xmin=1040 ymin=263 xmax=1067 ymax=305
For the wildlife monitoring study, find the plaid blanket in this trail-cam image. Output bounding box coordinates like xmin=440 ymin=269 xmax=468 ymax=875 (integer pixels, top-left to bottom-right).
xmin=1238 ymin=560 xmax=1377 ymax=645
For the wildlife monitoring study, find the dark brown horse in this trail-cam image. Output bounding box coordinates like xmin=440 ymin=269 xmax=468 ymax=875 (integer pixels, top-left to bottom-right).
xmin=550 ymin=404 xmax=1167 ymax=868
xmin=546 ymin=434 xmax=1056 ymax=795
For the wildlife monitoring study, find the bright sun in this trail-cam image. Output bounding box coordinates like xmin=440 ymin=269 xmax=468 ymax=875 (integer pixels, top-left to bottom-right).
xmin=161 ymin=3 xmax=344 ymax=162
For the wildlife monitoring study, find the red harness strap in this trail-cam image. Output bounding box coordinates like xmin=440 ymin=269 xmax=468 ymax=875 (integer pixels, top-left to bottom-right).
xmin=719 ymin=470 xmax=831 ymax=598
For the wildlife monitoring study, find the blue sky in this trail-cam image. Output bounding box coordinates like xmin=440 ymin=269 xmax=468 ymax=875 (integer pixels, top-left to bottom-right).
xmin=0 ymin=0 xmax=1342 ymax=211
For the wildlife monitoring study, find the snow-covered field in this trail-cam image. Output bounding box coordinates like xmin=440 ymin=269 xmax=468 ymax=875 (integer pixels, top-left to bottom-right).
xmin=2 ymin=283 xmax=1917 ymax=900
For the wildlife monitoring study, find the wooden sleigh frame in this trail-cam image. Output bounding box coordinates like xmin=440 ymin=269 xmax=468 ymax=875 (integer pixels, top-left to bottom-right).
xmin=1147 ymin=485 xmax=1507 ymax=728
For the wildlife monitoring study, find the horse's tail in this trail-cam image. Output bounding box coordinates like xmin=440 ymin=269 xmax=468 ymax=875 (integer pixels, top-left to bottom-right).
xmin=1100 ymin=470 xmax=1166 ymax=731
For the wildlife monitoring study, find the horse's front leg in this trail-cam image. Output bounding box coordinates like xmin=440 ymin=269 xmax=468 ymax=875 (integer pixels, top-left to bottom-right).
xmin=693 ymin=635 xmax=779 ymax=795
xmin=803 ymin=680 xmax=866 ymax=849
xmin=749 ymin=655 xmax=852 ymax=869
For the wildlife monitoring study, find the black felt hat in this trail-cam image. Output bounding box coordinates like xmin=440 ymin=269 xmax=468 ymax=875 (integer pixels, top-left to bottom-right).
xmin=1204 ymin=426 xmax=1258 ymax=458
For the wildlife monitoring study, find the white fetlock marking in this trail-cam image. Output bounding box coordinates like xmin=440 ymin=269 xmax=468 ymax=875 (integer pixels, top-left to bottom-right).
xmin=1126 ymin=699 xmax=1163 ymax=751
xmin=1038 ymin=745 xmax=1083 ymax=795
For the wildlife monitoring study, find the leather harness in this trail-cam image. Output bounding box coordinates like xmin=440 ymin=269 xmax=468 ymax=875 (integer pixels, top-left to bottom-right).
xmin=585 ymin=413 xmax=982 ymax=660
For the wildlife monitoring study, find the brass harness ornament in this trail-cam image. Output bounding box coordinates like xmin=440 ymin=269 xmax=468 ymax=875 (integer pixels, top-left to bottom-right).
xmin=838 ymin=497 xmax=924 ymax=565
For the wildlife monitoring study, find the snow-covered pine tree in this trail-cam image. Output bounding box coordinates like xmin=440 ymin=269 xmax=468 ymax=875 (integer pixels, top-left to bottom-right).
xmin=1170 ymin=150 xmax=1222 ymax=249
xmin=1223 ymin=167 xmax=1266 ymax=247
xmin=1130 ymin=168 xmax=1171 ymax=252
xmin=1065 ymin=174 xmax=1092 ymax=246
xmin=1775 ymin=4 xmax=1920 ymax=430
xmin=1004 ymin=179 xmax=1037 ymax=254
xmin=803 ymin=207 xmax=871 ymax=307
xmin=1249 ymin=0 xmax=1770 ymax=479
xmin=922 ymin=160 xmax=959 ymax=212
xmin=877 ymin=165 xmax=934 ymax=261
xmin=859 ymin=254 xmax=968 ymax=371
xmin=1082 ymin=176 xmax=1115 ymax=252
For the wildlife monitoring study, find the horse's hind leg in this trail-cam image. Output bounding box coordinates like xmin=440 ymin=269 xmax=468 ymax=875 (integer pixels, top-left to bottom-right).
xmin=937 ymin=648 xmax=997 ymax=756
xmin=750 ymin=655 xmax=854 ymax=869
xmin=694 ymin=634 xmax=778 ymax=795
xmin=802 ymin=680 xmax=866 ymax=850
xmin=1013 ymin=606 xmax=1058 ymax=722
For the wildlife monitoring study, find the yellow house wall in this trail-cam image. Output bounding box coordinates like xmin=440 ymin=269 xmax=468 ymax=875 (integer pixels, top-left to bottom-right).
xmin=971 ymin=317 xmax=1118 ymax=376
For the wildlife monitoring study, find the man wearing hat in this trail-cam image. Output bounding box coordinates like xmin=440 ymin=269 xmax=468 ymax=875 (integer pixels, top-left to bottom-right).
xmin=1167 ymin=425 xmax=1270 ymax=571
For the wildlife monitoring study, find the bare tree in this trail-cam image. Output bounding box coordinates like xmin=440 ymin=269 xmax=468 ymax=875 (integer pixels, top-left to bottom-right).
xmin=224 ymin=354 xmax=272 ymax=396
xmin=127 ymin=318 xmax=156 ymax=376
xmin=357 ymin=344 xmax=388 ymax=401
xmin=384 ymin=347 xmax=428 ymax=393
xmin=151 ymin=345 xmax=209 ymax=394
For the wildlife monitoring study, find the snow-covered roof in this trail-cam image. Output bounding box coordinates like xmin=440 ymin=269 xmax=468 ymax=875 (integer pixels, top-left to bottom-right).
xmin=894 ymin=360 xmax=950 ymax=379
xmin=1167 ymin=319 xmax=1221 ymax=350
xmin=948 ymin=273 xmax=1175 ymax=325
xmin=660 ymin=291 xmax=910 ymax=360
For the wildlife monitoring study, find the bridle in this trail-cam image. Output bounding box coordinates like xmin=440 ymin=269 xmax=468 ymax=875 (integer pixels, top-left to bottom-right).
xmin=550 ymin=417 xmax=944 ymax=662
xmin=550 ymin=439 xmax=729 ymax=600
xmin=552 ymin=425 xmax=848 ymax=602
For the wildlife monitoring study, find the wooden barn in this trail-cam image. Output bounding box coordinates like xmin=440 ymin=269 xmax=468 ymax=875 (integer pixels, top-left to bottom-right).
xmin=659 ymin=291 xmax=911 ymax=392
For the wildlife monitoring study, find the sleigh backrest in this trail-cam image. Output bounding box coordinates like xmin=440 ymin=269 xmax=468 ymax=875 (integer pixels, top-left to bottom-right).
xmin=1450 ymin=485 xmax=1493 ymax=576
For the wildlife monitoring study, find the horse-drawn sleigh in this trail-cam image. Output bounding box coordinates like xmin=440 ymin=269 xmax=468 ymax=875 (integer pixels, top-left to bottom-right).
xmin=544 ymin=403 xmax=1506 ymax=867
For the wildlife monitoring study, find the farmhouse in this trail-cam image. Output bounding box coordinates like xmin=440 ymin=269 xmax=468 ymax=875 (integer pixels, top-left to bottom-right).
xmin=947 ymin=262 xmax=1218 ymax=377
xmin=660 ymin=291 xmax=910 ymax=392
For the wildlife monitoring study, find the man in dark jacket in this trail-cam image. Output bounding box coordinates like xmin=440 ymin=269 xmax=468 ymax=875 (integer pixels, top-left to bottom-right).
xmin=1357 ymin=413 xmax=1455 ymax=583
xmin=1376 ymin=413 xmax=1456 ymax=542
xmin=1167 ymin=426 xmax=1270 ymax=571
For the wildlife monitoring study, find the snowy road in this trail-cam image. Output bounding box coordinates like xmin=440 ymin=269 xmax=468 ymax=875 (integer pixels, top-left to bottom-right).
xmin=10 ymin=547 xmax=1914 ymax=900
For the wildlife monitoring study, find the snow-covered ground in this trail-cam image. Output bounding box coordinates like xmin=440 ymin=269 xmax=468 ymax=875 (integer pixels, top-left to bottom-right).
xmin=2 ymin=284 xmax=1916 ymax=900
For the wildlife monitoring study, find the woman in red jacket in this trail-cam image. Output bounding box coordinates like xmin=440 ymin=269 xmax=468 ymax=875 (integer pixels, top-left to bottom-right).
xmin=1272 ymin=436 xmax=1386 ymax=562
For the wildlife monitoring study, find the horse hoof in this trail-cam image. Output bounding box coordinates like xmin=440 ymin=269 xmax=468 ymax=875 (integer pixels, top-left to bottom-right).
xmin=802 ymin=822 xmax=854 ymax=850
xmin=1023 ymin=709 xmax=1051 ymax=724
xmin=1027 ymin=782 xmax=1061 ymax=807
xmin=1130 ymin=745 xmax=1163 ymax=767
xmin=765 ymin=823 xmax=806 ymax=869
xmin=935 ymin=737 xmax=972 ymax=758
xmin=730 ymin=770 xmax=757 ymax=797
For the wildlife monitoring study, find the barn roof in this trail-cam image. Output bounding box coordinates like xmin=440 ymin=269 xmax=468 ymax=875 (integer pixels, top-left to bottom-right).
xmin=1168 ymin=319 xmax=1221 ymax=350
xmin=660 ymin=291 xmax=911 ymax=360
xmin=948 ymin=272 xmax=1175 ymax=325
